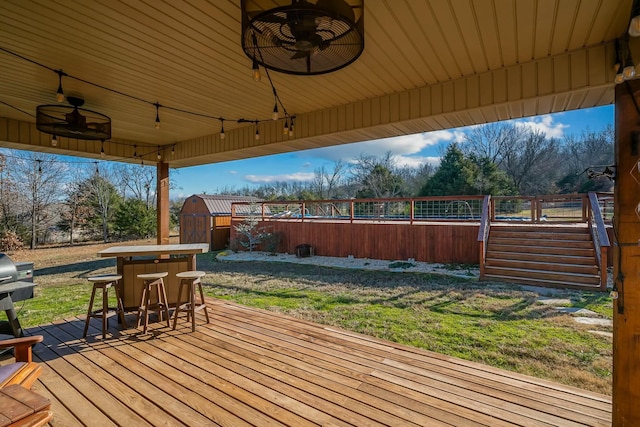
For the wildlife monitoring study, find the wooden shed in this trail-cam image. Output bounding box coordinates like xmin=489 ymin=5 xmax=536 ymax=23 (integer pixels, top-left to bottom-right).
xmin=179 ymin=194 xmax=261 ymax=250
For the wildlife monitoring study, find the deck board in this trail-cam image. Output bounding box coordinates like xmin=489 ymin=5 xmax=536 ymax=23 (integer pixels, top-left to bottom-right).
xmin=3 ymin=297 xmax=611 ymax=427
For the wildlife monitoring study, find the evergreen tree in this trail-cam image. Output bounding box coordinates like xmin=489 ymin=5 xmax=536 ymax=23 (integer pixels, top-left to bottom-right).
xmin=468 ymin=155 xmax=516 ymax=196
xmin=419 ymin=143 xmax=475 ymax=196
xmin=114 ymin=198 xmax=156 ymax=239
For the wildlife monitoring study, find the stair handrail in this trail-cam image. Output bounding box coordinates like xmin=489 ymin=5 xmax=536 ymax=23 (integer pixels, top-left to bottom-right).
xmin=477 ymin=195 xmax=491 ymax=280
xmin=587 ymin=192 xmax=610 ymax=291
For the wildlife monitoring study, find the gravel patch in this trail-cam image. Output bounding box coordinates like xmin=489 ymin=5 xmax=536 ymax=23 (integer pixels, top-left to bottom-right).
xmin=574 ymin=317 xmax=613 ymax=327
xmin=216 ymin=251 xmax=480 ymax=279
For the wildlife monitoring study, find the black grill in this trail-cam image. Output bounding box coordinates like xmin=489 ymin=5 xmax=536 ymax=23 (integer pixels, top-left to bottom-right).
xmin=0 ymin=253 xmax=35 ymax=338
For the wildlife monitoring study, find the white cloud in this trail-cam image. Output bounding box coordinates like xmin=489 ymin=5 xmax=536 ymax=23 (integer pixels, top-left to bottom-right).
xmin=302 ymin=162 xmax=312 ymax=168
xmin=393 ymin=155 xmax=441 ymax=168
xmin=513 ymin=115 xmax=569 ymax=139
xmin=300 ymin=130 xmax=461 ymax=163
xmin=228 ymin=170 xmax=237 ymax=174
xmin=244 ymin=172 xmax=315 ymax=183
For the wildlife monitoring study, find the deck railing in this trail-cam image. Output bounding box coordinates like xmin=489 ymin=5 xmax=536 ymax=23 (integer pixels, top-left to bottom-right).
xmin=232 ymin=193 xmax=613 ymax=226
xmin=477 ymin=195 xmax=491 ymax=279
xmin=231 ymin=196 xmax=487 ymax=223
xmin=490 ymin=194 xmax=596 ymax=222
xmin=587 ymin=192 xmax=611 ymax=291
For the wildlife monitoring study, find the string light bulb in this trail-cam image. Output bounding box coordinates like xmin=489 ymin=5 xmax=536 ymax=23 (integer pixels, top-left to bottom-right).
xmin=95 ymin=162 xmax=99 ymax=175
xmin=284 ymin=118 xmax=289 ymax=135
xmin=272 ymin=103 xmax=279 ymax=121
xmin=252 ymin=57 xmax=261 ymax=82
xmin=154 ymin=103 xmax=161 ymax=129
xmin=55 ymin=70 xmax=65 ymax=103
xmin=289 ymin=117 xmax=295 ymax=137
xmin=624 ymin=60 xmax=637 ymax=80
xmin=171 ymin=145 xmax=175 ymax=156
xmin=133 ymin=145 xmax=137 ymax=158
xmin=37 ymin=160 xmax=42 ymax=174
xmin=51 ymin=135 xmax=58 ymax=147
xmin=255 ymin=123 xmax=260 ymax=140
xmin=100 ymin=140 xmax=105 ymax=157
xmin=615 ymin=38 xmax=637 ymax=84
xmin=157 ymin=146 xmax=161 ymax=161
xmin=220 ymin=119 xmax=225 ymax=140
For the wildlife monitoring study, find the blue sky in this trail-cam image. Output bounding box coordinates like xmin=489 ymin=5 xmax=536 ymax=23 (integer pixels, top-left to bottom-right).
xmin=172 ymin=105 xmax=615 ymax=198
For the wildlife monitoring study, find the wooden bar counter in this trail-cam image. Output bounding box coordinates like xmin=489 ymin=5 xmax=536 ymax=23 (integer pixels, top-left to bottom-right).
xmin=97 ymin=244 xmax=209 ymax=310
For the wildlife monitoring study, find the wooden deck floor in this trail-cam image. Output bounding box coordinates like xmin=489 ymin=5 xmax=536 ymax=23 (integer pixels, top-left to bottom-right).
xmin=12 ymin=297 xmax=611 ymax=426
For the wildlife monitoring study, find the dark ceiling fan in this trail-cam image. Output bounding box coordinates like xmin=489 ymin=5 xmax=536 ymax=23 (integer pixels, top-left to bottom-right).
xmin=36 ymin=95 xmax=111 ymax=141
xmin=241 ymin=0 xmax=365 ymax=75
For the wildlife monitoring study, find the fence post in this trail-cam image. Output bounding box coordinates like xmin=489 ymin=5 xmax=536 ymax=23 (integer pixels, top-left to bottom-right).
xmin=410 ymin=200 xmax=414 ymax=225
xmin=350 ymin=200 xmax=354 ymax=223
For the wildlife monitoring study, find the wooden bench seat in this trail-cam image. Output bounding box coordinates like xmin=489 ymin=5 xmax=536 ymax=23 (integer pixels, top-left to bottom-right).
xmin=0 ymin=336 xmax=43 ymax=389
xmin=0 ymin=336 xmax=52 ymax=426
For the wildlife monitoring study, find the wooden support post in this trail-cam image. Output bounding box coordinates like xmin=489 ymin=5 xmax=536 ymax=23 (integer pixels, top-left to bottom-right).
xmin=613 ymin=80 xmax=640 ymax=426
xmin=157 ymin=162 xmax=170 ymax=245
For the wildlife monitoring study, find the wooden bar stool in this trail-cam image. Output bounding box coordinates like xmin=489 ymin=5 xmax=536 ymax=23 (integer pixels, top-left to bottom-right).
xmin=136 ymin=272 xmax=170 ymax=334
xmin=83 ymin=274 xmax=126 ymax=339
xmin=172 ymin=271 xmax=209 ymax=332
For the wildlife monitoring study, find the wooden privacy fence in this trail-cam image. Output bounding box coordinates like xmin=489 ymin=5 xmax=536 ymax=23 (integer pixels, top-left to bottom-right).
xmin=230 ymin=193 xmax=613 ymax=276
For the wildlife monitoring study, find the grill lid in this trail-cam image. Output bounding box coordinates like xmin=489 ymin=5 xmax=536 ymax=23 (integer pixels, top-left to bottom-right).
xmin=0 ymin=253 xmax=19 ymax=284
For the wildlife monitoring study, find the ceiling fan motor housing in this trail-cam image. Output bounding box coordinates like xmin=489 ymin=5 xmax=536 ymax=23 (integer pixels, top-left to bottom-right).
xmin=241 ymin=0 xmax=365 ymax=75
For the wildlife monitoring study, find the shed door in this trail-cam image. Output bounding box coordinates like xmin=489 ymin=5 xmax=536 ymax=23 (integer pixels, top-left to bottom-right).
xmin=182 ymin=214 xmax=210 ymax=244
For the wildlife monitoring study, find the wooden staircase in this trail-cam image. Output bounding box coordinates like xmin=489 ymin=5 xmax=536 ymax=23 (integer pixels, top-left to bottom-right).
xmin=483 ymin=224 xmax=602 ymax=290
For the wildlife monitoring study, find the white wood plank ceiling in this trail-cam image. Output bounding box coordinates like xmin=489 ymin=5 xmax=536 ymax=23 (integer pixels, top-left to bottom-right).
xmin=0 ymin=0 xmax=632 ymax=167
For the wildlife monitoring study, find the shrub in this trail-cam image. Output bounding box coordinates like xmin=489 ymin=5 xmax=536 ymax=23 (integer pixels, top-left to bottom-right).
xmin=0 ymin=230 xmax=24 ymax=252
xmin=262 ymin=232 xmax=283 ymax=254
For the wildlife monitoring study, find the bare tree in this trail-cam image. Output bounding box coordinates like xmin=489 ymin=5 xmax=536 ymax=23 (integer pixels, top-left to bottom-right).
xmin=0 ymin=154 xmax=26 ymax=236
xmin=501 ymin=130 xmax=563 ymax=195
xmin=351 ymin=152 xmax=404 ymax=198
xmin=10 ymin=152 xmax=68 ymax=248
xmin=313 ymin=160 xmax=345 ymax=199
xmin=85 ymin=169 xmax=122 ymax=242
xmin=461 ymin=123 xmax=523 ymax=167
xmin=59 ymin=164 xmax=93 ymax=244
xmin=398 ymin=162 xmax=436 ymax=196
xmin=112 ymin=163 xmax=156 ymax=208
xmin=563 ymin=126 xmax=614 ymax=172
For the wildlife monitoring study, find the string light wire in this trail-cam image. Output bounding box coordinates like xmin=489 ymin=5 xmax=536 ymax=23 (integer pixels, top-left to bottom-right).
xmin=0 ymin=46 xmax=292 ymax=135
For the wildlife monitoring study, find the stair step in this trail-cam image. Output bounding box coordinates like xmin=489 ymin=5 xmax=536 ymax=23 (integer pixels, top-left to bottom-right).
xmin=490 ymin=225 xmax=589 ymax=234
xmin=490 ymin=231 xmax=591 ymax=241
xmin=487 ymin=244 xmax=594 ymax=257
xmin=489 ymin=238 xmax=593 ymax=248
xmin=486 ymin=251 xmax=596 ymax=265
xmin=482 ymin=274 xmax=603 ymax=291
xmin=485 ymin=258 xmax=598 ymax=274
xmin=483 ymin=266 xmax=600 ymax=285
